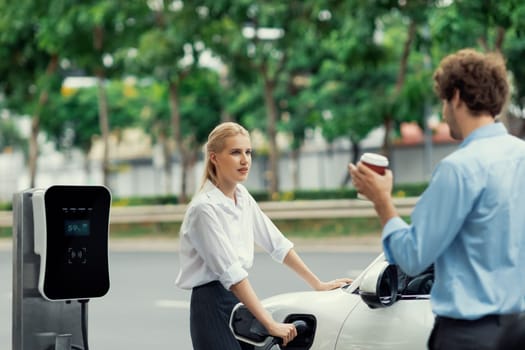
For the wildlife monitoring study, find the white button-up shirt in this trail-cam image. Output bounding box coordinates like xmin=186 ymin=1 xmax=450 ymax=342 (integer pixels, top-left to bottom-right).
xmin=175 ymin=181 xmax=294 ymax=290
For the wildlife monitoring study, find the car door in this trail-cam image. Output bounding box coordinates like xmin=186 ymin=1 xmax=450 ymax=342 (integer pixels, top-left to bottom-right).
xmin=335 ymin=262 xmax=434 ymax=350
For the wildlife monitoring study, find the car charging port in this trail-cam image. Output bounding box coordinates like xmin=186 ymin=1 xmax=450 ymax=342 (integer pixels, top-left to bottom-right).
xmin=230 ymin=304 xmax=317 ymax=350
xmin=280 ymin=314 xmax=316 ymax=350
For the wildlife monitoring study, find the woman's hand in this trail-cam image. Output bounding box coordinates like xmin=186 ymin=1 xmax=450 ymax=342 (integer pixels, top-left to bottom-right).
xmin=266 ymin=321 xmax=298 ymax=346
xmin=314 ymin=278 xmax=353 ymax=291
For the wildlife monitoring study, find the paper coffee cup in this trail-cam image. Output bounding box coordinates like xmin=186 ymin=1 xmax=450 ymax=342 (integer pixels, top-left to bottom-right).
xmin=357 ymin=153 xmax=389 ymax=200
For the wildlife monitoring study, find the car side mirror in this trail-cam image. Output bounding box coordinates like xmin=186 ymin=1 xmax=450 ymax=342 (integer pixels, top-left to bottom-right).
xmin=359 ymin=260 xmax=398 ymax=309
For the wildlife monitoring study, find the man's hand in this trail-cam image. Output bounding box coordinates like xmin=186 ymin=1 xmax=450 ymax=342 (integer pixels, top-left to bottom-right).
xmin=348 ymin=162 xmax=398 ymax=226
xmin=348 ymin=162 xmax=393 ymax=204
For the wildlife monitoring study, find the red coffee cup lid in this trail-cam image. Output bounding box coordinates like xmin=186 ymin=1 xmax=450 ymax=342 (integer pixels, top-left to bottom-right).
xmin=360 ymin=153 xmax=389 ymax=167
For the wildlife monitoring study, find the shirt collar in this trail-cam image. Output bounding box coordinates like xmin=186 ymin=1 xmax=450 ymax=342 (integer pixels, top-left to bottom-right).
xmin=460 ymin=122 xmax=508 ymax=148
xmin=202 ymin=180 xmax=243 ymax=211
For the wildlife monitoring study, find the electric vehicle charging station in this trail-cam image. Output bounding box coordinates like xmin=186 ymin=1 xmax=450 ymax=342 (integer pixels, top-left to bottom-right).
xmin=12 ymin=185 xmax=111 ymax=350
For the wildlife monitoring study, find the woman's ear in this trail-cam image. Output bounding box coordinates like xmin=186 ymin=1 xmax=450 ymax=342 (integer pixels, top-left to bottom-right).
xmin=210 ymin=152 xmax=217 ymax=164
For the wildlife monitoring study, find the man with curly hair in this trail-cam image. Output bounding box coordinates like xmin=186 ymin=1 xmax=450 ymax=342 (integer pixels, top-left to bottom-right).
xmin=349 ymin=48 xmax=525 ymax=350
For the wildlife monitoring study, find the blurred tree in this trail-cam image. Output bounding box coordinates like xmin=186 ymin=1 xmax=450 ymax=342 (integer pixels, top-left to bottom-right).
xmin=276 ymin=1 xmax=345 ymax=190
xmin=312 ymin=3 xmax=390 ymax=176
xmin=0 ymin=0 xmax=61 ymax=187
xmin=3 ymin=0 xmax=524 ymax=198
xmin=373 ymin=1 xmax=437 ymax=159
xmin=129 ymin=69 xmax=223 ymax=198
xmin=430 ymin=0 xmax=525 ymax=136
xmin=203 ymin=1 xmax=331 ymax=196
xmin=44 ymin=80 xmax=143 ymax=175
xmin=177 ymin=67 xmax=223 ymax=192
xmin=119 ymin=1 xmax=215 ymax=202
xmin=0 ymin=117 xmax=26 ymax=155
xmin=36 ymin=0 xmax=147 ymax=187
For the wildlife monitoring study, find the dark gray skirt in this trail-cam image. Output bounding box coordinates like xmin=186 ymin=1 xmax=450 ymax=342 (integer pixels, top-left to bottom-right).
xmin=190 ymin=281 xmax=253 ymax=350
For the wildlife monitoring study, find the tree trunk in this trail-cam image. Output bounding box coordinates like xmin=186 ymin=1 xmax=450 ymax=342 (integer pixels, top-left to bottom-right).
xmin=290 ymin=148 xmax=300 ymax=190
xmin=93 ymin=25 xmax=111 ymax=188
xmin=381 ymin=117 xmax=394 ymax=157
xmin=382 ymin=19 xmax=416 ymax=158
xmin=185 ymin=148 xmax=198 ymax=198
xmin=262 ymin=74 xmax=279 ymax=197
xmin=168 ymin=81 xmax=188 ymax=203
xmin=28 ymin=116 xmax=39 ymax=188
xmin=96 ymin=74 xmax=111 ymax=188
xmin=493 ymin=26 xmax=511 ymax=130
xmin=160 ymin=132 xmax=173 ymax=195
xmin=28 ymin=55 xmax=58 ymax=188
xmin=494 ymin=26 xmax=505 ymax=52
xmin=220 ymin=65 xmax=232 ymax=122
xmin=341 ymin=138 xmax=361 ymax=187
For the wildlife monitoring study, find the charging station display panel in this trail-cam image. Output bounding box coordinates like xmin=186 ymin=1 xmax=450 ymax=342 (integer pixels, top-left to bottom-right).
xmin=35 ymin=185 xmax=111 ymax=301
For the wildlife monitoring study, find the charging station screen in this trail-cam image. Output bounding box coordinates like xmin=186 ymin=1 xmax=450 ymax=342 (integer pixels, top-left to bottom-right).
xmin=64 ymin=219 xmax=90 ymax=236
xmin=42 ymin=185 xmax=111 ymax=300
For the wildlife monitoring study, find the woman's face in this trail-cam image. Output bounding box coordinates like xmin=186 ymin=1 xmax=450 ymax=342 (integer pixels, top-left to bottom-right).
xmin=212 ymin=134 xmax=252 ymax=187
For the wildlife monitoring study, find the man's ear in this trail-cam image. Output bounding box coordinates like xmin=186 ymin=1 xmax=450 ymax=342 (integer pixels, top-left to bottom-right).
xmin=452 ymin=89 xmax=462 ymax=108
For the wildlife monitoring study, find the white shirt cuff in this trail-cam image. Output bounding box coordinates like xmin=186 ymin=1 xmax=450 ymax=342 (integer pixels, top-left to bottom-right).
xmin=220 ymin=261 xmax=249 ymax=290
xmin=382 ymin=216 xmax=409 ymax=264
xmin=270 ymin=240 xmax=294 ymax=263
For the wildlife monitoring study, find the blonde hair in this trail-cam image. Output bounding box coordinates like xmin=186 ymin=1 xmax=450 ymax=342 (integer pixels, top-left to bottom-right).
xmin=199 ymin=122 xmax=250 ymax=189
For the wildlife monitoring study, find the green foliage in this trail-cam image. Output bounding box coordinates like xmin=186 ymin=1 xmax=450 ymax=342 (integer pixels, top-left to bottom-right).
xmin=429 ymin=0 xmax=525 ymax=110
xmin=0 ymin=1 xmax=58 ymax=117
xmin=45 ymin=81 xmax=142 ymax=152
xmin=274 ymin=217 xmax=384 ymax=238
xmin=178 ymin=68 xmax=223 ymax=144
xmin=0 ymin=200 xmax=12 ymax=210
xmin=93 ymin=182 xmax=430 ymax=207
xmin=250 ymin=182 xmax=428 ymax=202
xmin=506 ymin=32 xmax=525 ymax=105
xmin=112 ymin=194 xmax=179 ymax=206
xmin=0 ymin=117 xmax=26 ymax=154
xmin=0 ymin=227 xmax=11 ymax=238
xmin=2 ymin=0 xmax=525 ymax=196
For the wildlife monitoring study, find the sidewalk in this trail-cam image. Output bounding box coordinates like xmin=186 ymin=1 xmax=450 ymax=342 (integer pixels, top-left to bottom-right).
xmin=0 ymin=235 xmax=382 ymax=253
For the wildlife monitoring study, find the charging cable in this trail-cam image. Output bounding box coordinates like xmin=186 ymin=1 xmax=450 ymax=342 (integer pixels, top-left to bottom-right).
xmin=78 ymin=299 xmax=90 ymax=350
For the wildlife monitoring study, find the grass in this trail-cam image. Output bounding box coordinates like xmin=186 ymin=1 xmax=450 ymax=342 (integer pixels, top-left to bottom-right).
xmin=110 ymin=222 xmax=182 ymax=238
xmin=107 ymin=217 xmax=388 ymax=239
xmin=273 ymin=218 xmax=383 ymax=238
xmin=0 ymin=227 xmax=11 ymax=237
xmin=1 ymin=217 xmax=410 ymax=240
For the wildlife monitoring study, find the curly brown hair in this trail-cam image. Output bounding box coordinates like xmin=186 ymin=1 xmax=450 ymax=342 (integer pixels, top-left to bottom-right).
xmin=433 ymin=49 xmax=509 ymax=117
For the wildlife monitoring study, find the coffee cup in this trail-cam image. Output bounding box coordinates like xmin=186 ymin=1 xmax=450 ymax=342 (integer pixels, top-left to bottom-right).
xmin=357 ymin=152 xmax=389 ymax=200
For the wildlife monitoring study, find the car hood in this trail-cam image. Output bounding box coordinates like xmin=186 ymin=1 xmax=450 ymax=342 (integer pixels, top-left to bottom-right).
xmin=261 ymin=287 xmax=361 ymax=349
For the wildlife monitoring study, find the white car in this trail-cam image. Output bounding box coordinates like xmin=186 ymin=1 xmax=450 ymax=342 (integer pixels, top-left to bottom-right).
xmin=230 ymin=254 xmax=435 ymax=350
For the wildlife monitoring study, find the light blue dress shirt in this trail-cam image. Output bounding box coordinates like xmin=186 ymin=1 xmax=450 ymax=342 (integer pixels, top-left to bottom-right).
xmin=383 ymin=122 xmax=525 ymax=319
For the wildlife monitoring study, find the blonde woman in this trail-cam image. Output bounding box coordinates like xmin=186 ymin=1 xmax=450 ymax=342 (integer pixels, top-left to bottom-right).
xmin=176 ymin=122 xmax=351 ymax=350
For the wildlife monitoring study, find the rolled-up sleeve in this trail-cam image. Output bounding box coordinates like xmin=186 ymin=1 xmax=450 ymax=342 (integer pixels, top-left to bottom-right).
xmin=186 ymin=204 xmax=248 ymax=289
xmin=220 ymin=261 xmax=248 ymax=290
xmin=382 ymin=162 xmax=476 ymax=276
xmin=382 ymin=217 xmax=411 ymax=265
xmin=250 ymin=199 xmax=294 ymax=263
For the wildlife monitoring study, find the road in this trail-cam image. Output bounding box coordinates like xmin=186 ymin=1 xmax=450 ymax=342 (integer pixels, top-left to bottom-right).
xmin=1 ymin=241 xmax=380 ymax=350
